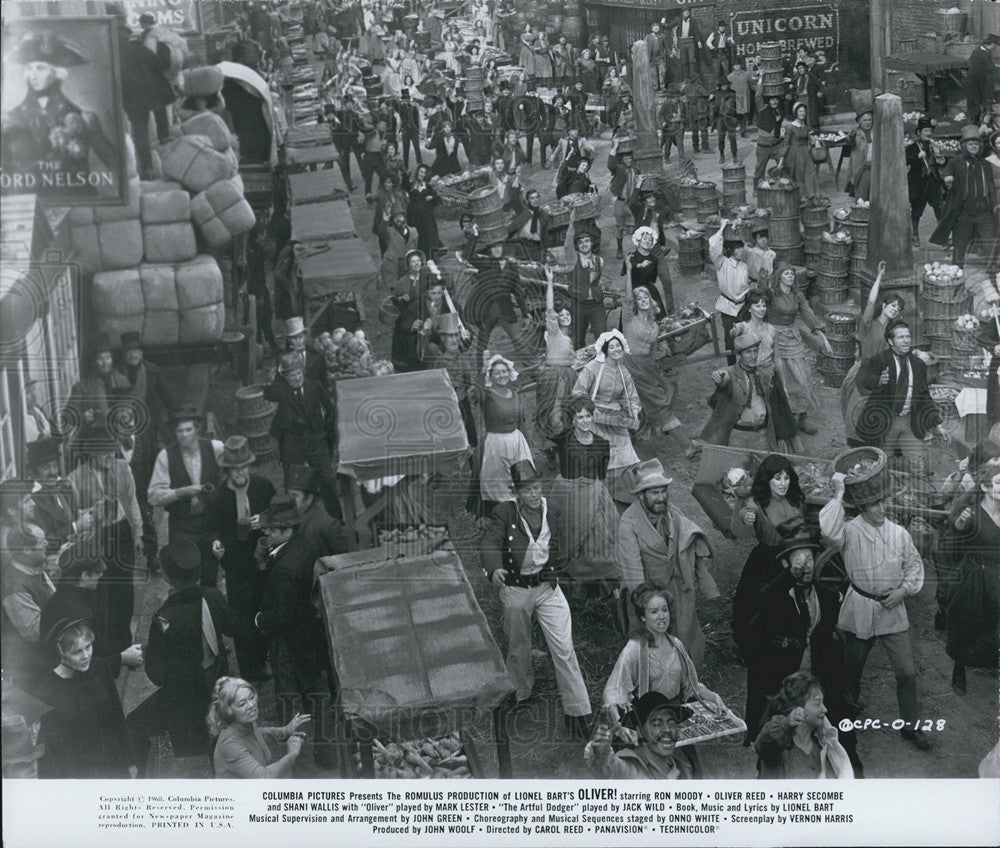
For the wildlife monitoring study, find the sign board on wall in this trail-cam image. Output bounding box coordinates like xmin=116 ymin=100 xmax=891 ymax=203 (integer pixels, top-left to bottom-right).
xmin=585 ymin=0 xmax=715 ymax=9
xmin=732 ymin=5 xmax=839 ymax=64
xmin=123 ymin=0 xmax=203 ymax=34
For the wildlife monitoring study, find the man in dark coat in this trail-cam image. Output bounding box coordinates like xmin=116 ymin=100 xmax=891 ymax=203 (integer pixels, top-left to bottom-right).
xmin=407 ymin=163 xmax=443 ymax=256
xmin=931 ymin=126 xmax=998 ymax=270
xmin=395 ymin=88 xmax=422 ymax=169
xmin=206 ymin=437 xmax=276 ymax=681
xmin=118 ymin=14 xmax=176 ymax=178
xmin=468 ymin=239 xmax=530 ymax=364
xmin=607 ymin=139 xmax=642 ymax=259
xmin=481 ymin=462 xmax=592 ymax=738
xmin=732 ymin=535 xmax=861 ymax=775
xmin=283 ymin=464 xmax=348 ymax=560
xmin=856 ymin=320 xmax=945 ymax=479
xmin=906 ymin=117 xmax=945 ymax=246
xmin=126 ymin=539 xmax=235 ymax=775
xmin=966 ymin=34 xmax=1000 ymax=125
xmin=64 ymin=333 xmax=130 ymax=434
xmin=254 ymin=495 xmax=337 ymax=766
xmin=26 ymin=438 xmax=92 ymax=554
xmin=264 ymin=351 xmax=336 ymax=512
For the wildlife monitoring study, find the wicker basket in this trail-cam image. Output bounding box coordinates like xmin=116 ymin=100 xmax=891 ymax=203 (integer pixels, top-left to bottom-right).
xmin=542 ymin=202 xmax=570 ymax=228
xmin=564 ymin=192 xmax=601 ymax=221
xmin=918 ymin=290 xmax=972 ymax=319
xmin=923 ymin=315 xmax=956 ymax=338
xmin=815 ymin=254 xmax=850 ymax=276
xmin=936 ymin=8 xmax=966 ymax=37
xmin=849 ymin=205 xmax=869 ymax=224
xmin=816 ymin=351 xmax=854 ymax=387
xmin=820 ymin=237 xmax=852 ymax=258
xmin=236 ymin=384 xmax=273 ymax=418
xmin=929 ymin=383 xmax=961 ymax=421
xmin=800 ymin=205 xmax=830 ymax=228
xmin=834 ymin=446 xmax=890 ymax=506
xmin=825 ymin=310 xmax=857 ymax=337
xmin=951 ymin=327 xmax=980 ymax=353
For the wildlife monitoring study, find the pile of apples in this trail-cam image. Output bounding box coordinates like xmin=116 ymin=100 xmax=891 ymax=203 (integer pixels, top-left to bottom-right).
xmin=922 ymin=262 xmax=964 ymax=285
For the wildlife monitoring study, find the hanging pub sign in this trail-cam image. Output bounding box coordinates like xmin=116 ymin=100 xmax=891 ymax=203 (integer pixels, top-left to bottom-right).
xmin=122 ymin=0 xmax=203 ymax=35
xmin=732 ymin=5 xmax=839 ymax=65
xmin=0 ymin=17 xmax=128 ymax=206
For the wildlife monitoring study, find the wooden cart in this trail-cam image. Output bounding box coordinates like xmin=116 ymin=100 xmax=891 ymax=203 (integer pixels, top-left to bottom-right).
xmin=294 ymin=238 xmax=374 ymax=331
xmin=334 ymin=370 xmax=472 ymax=549
xmin=315 ymin=544 xmax=517 ymax=778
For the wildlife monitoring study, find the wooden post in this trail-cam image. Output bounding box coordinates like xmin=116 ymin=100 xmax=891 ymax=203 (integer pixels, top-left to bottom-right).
xmin=629 ymin=39 xmax=661 ymax=169
xmin=867 ymin=93 xmax=912 ymax=271
xmin=871 ymin=0 xmax=887 ymax=90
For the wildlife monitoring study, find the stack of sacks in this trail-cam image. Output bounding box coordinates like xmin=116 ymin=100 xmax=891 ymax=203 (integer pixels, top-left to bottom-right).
xmin=160 ymin=134 xmax=236 ymax=193
xmin=91 ymin=255 xmax=225 ymax=347
xmin=68 ymin=176 xmax=143 ymax=275
xmin=140 ymin=180 xmax=197 ymax=263
xmin=190 ymin=179 xmax=255 ymax=248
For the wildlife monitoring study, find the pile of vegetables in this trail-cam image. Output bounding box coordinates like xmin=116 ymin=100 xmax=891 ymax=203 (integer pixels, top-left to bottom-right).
xmin=954 ymin=313 xmax=980 ymax=332
xmin=658 ymin=304 xmax=708 ymax=334
xmin=317 ymin=329 xmax=393 ymax=381
xmin=756 ymin=177 xmax=796 ymax=189
xmin=853 ymin=199 xmax=870 ymax=209
xmin=902 ymin=111 xmax=926 ymax=124
xmin=358 ymin=732 xmax=473 ymax=779
xmin=377 ymin=524 xmax=448 ymax=546
xmin=843 ymin=457 xmax=881 ymax=480
xmin=922 ymin=261 xmax=964 ymax=284
xmin=822 ymin=230 xmax=852 ymax=244
xmin=794 ymin=463 xmax=834 ymax=499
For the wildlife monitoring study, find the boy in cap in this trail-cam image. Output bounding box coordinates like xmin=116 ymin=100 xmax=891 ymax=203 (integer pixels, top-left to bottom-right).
xmin=846 ymin=101 xmax=874 ymax=200
xmin=127 ymin=539 xmax=235 ymax=775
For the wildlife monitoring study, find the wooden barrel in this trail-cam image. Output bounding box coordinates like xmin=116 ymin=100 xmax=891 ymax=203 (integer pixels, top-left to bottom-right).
xmin=773 ymin=244 xmax=805 ymax=267
xmin=820 ymin=237 xmax=852 ymax=259
xmin=827 ymin=334 xmax=857 ymax=357
xmin=835 ymin=446 xmax=890 ymax=505
xmin=927 ymin=335 xmax=953 ymax=357
xmin=767 ymin=216 xmax=802 ymax=247
xmin=678 ymin=235 xmax=704 ymax=275
xmin=679 ymin=183 xmax=698 ymax=213
xmin=898 ymin=36 xmax=918 ymax=53
xmin=467 ymin=185 xmax=502 ymax=216
xmin=762 ymin=83 xmax=786 ymax=98
xmin=815 ymin=254 xmax=849 ymax=275
xmin=918 ymin=288 xmax=972 ymax=318
xmin=800 ymin=205 xmax=829 ymax=228
xmin=825 ymin=311 xmax=857 ymax=338
xmin=695 ymin=182 xmax=718 ymax=202
xmin=816 ymin=350 xmax=855 ymax=387
xmin=849 ymin=256 xmax=867 ymax=279
xmin=758 ymin=42 xmax=782 ymax=61
xmin=758 ymin=57 xmax=784 ymax=73
xmin=804 ymin=236 xmax=824 ymax=256
xmin=465 ymin=66 xmax=486 ymax=82
xmin=756 ymin=183 xmax=801 ymax=216
xmin=920 ymin=273 xmax=967 ymax=302
xmin=761 ymin=69 xmax=785 ymax=86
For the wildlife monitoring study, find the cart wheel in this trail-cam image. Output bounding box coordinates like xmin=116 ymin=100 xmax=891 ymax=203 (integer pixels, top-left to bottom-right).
xmin=814 ymin=547 xmax=848 ymax=595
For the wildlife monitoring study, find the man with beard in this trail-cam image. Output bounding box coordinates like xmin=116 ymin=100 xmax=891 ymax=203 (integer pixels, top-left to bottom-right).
xmin=378 ymin=209 xmax=419 ymax=290
xmin=616 ymin=459 xmax=718 ymax=669
xmin=27 ymin=438 xmax=94 ymax=555
xmin=65 ymin=334 xmax=129 ymax=431
xmin=206 ymin=437 xmax=276 ymax=682
xmin=283 ymin=464 xmax=348 ymax=560
xmin=735 ymin=535 xmax=862 ymax=775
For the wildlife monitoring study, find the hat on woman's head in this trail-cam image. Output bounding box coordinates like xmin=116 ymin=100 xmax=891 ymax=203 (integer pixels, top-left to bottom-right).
xmin=404 ymin=248 xmax=427 ymax=266
xmin=631 ymin=226 xmax=657 ymax=247
xmin=960 ymin=124 xmax=982 ymax=144
xmin=483 ymin=353 xmax=518 ymax=385
xmin=592 ymin=329 xmax=630 ymax=360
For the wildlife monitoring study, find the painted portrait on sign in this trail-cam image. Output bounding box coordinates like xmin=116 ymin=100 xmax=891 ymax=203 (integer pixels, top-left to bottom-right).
xmin=1 ymin=17 xmax=127 ymax=205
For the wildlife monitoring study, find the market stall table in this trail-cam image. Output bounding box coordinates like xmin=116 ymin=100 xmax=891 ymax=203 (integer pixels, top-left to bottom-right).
xmin=290 ymin=199 xmax=355 ymax=243
xmin=295 ymin=237 xmax=375 ymax=328
xmin=315 ymin=544 xmax=517 ymax=778
xmin=335 ymin=370 xmax=471 ymax=548
xmin=288 ymin=168 xmax=349 ymax=205
xmin=881 ymin=52 xmax=969 ymax=113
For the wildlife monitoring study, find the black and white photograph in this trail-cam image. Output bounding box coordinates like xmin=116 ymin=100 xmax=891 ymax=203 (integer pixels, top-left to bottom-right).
xmin=1 ymin=0 xmax=998 ymax=846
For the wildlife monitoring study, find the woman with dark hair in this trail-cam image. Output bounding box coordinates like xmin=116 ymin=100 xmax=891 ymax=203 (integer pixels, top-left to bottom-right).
xmin=623 ymin=226 xmax=668 ymax=315
xmin=754 ymin=671 xmax=854 ymax=779
xmin=944 ymin=464 xmax=1000 ymax=696
xmin=477 ymin=355 xmax=534 ymax=514
xmin=840 ymin=260 xmax=894 ymax=446
xmin=548 ymin=396 xmax=617 ymax=596
xmin=776 ymin=102 xmax=820 ymax=202
xmin=407 ymin=163 xmax=443 ymax=256
xmin=768 ymin=262 xmax=830 ymax=436
xmin=603 ymin=584 xmax=726 ymax=725
xmin=34 ymin=620 xmax=138 ymax=779
xmin=572 ymin=330 xmax=642 ymax=503
xmin=733 ymin=454 xmax=806 ymax=546
xmin=736 ymin=288 xmax=776 ymax=382
xmin=621 ymin=249 xmax=699 ymax=458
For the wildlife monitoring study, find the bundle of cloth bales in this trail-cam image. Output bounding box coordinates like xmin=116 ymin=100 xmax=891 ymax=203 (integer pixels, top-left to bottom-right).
xmin=91 ymin=255 xmax=225 ymax=347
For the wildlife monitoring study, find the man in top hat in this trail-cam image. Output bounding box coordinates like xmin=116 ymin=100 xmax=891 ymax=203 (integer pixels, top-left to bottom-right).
xmin=745 ymin=224 xmax=776 ymax=285
xmin=254 ymin=494 xmax=337 ymax=767
xmin=126 ymin=538 xmax=235 ymax=775
xmin=27 ymin=437 xmax=93 ymax=554
xmin=67 ymin=422 xmax=143 ymax=653
xmin=701 ymin=324 xmax=799 ymax=452
xmin=931 ymin=126 xmax=999 ymax=269
xmin=2 ymin=714 xmax=46 ymax=779
xmin=846 ymin=100 xmax=874 ymax=200
xmin=616 ymin=459 xmax=718 ymax=669
xmin=64 ymin=333 xmax=130 ymax=431
xmin=856 ymin=319 xmax=944 ymax=479
xmin=206 ymin=437 xmax=276 ymax=681
xmin=820 ymin=465 xmax=930 ymax=751
xmin=395 ymin=88 xmax=423 ymax=170
xmin=1 ymin=28 xmax=116 ymax=189
xmin=282 ymin=316 xmax=324 ymax=383
xmin=967 ymin=33 xmax=1000 ymax=125
xmin=283 ymin=463 xmax=347 ymax=562
xmin=754 ymin=92 xmax=785 ymax=184
xmin=482 ymin=461 xmax=593 ymax=737
xmin=147 ymin=406 xmax=225 ymax=586
xmin=608 ymin=136 xmax=642 ymax=260
xmin=906 ymin=117 xmax=945 ymax=246
xmin=264 ymin=351 xmax=337 ymax=515
xmin=645 ymin=22 xmax=668 ymax=91
xmin=732 ymin=534 xmax=861 ymax=773
xmin=587 ymin=692 xmax=698 ymax=779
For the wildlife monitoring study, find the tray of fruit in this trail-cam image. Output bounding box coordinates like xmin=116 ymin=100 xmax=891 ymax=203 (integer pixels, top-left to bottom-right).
xmin=657 ymin=305 xmax=712 ymax=340
xmin=362 ymin=732 xmax=479 ymax=779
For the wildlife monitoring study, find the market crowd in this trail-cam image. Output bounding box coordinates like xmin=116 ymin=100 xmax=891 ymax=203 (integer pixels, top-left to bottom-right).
xmin=2 ymin=0 xmax=999 ymax=784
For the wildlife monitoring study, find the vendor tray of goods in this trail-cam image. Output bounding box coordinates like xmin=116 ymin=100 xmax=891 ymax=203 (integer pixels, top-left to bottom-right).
xmin=658 ymin=304 xmax=711 ymax=337
xmin=360 ymin=732 xmax=474 ymax=779
xmin=814 ymin=131 xmax=849 ymax=144
xmin=932 ymin=139 xmax=961 ymax=154
xmin=922 ymin=262 xmax=963 ymax=283
xmin=318 ymin=329 xmax=394 ymax=380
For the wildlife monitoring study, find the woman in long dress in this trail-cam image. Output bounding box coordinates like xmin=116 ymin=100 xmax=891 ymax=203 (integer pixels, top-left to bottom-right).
xmin=533 ymin=31 xmax=553 ymax=87
xmin=839 ymin=260 xmax=895 ymax=446
xmin=621 ymin=254 xmax=700 ymax=459
xmin=777 ymin=102 xmax=819 ymax=201
xmin=768 ymin=263 xmax=831 ymax=436
xmin=519 ymin=25 xmax=537 ymax=84
xmin=945 ymin=464 xmax=1000 ymax=696
xmin=572 ymin=330 xmax=642 ymax=503
xmin=478 ymin=354 xmax=535 ymax=514
xmin=535 ymin=268 xmax=578 ymax=453
xmin=549 ymin=396 xmax=619 ymax=597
